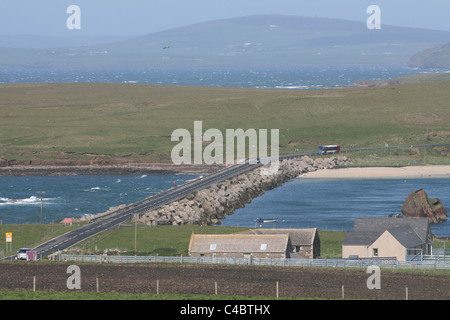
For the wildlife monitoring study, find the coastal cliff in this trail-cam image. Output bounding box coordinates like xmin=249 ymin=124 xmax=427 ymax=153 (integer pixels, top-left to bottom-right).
xmin=134 ymin=156 xmax=351 ymax=226
xmin=409 ymin=42 xmax=450 ymax=68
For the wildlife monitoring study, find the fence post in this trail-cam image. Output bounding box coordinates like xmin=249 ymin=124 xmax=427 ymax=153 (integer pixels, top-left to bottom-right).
xmin=276 ymin=281 xmax=279 ymax=298
xmin=341 ymin=285 xmax=345 ymax=299
xmin=156 ymin=279 xmax=159 ymax=295
xmin=215 ymin=281 xmax=218 ymax=295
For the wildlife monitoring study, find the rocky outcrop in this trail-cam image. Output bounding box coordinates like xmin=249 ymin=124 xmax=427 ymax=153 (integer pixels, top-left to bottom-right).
xmin=401 ymin=189 xmax=448 ymax=223
xmin=134 ymin=156 xmax=351 ymax=226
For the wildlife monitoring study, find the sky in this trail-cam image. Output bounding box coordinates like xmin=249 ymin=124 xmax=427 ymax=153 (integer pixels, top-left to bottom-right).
xmin=1 ymin=0 xmax=450 ymax=37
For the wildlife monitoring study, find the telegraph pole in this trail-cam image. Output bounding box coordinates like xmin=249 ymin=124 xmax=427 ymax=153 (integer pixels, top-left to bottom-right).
xmin=37 ymin=191 xmax=45 ymax=224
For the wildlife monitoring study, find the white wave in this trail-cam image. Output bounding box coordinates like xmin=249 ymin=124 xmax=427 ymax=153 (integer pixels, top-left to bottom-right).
xmin=0 ymin=196 xmax=54 ymax=205
xmin=84 ymin=187 xmax=102 ymax=192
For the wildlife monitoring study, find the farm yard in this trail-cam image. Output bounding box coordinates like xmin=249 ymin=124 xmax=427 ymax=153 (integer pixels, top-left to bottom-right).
xmin=0 ymin=262 xmax=448 ymax=300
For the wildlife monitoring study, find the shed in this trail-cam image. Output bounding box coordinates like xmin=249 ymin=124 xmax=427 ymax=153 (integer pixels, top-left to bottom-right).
xmin=188 ymin=233 xmax=292 ymax=259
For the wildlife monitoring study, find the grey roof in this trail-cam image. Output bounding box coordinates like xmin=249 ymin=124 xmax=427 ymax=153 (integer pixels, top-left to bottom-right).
xmin=386 ymin=226 xmax=424 ymax=248
xmin=342 ymin=231 xmax=381 ymax=246
xmin=343 ymin=218 xmax=430 ymax=246
xmin=240 ymin=228 xmax=318 ymax=246
xmin=189 ymin=233 xmax=289 ymax=254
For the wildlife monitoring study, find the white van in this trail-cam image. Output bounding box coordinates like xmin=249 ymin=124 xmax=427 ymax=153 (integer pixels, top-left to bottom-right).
xmin=17 ymin=248 xmax=31 ymax=260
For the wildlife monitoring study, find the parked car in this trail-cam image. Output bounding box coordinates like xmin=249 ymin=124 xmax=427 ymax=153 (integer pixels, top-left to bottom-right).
xmin=16 ymin=248 xmax=31 ymax=260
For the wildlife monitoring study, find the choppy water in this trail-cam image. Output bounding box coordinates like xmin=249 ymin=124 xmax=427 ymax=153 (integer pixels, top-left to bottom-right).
xmin=1 ymin=175 xmax=448 ymax=236
xmin=1 ymin=65 xmax=448 ymax=89
xmin=0 ymin=174 xmax=198 ymax=225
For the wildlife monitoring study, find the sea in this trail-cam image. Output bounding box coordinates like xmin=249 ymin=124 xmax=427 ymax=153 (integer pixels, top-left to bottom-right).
xmin=1 ymin=65 xmax=449 ymax=236
xmin=1 ymin=65 xmax=448 ymax=89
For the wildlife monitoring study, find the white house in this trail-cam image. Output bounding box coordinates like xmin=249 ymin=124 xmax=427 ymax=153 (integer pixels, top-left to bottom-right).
xmin=342 ymin=218 xmax=432 ymax=261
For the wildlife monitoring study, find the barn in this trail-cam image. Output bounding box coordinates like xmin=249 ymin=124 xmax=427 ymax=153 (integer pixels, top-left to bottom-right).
xmin=188 ymin=233 xmax=293 ymax=259
xmin=342 ymin=218 xmax=432 ymax=261
xmin=240 ymin=228 xmax=320 ymax=259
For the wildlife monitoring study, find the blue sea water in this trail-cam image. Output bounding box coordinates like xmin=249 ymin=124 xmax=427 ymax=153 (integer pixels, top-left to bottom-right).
xmin=0 ymin=174 xmax=198 ymax=225
xmin=221 ymin=178 xmax=450 ymax=237
xmin=0 ymin=175 xmax=449 ymax=237
xmin=1 ymin=65 xmax=448 ymax=89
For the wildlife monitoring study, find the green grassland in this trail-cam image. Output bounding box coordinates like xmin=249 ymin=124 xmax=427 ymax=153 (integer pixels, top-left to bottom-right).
xmin=0 ymin=223 xmax=85 ymax=257
xmin=0 ymin=223 xmax=345 ymax=259
xmin=0 ymin=290 xmax=282 ymax=300
xmin=0 ymin=81 xmax=449 ymax=166
xmin=5 ymin=223 xmax=447 ymax=260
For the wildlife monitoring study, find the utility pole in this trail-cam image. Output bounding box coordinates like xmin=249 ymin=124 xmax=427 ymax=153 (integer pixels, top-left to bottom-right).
xmin=37 ymin=191 xmax=45 ymax=224
xmin=134 ymin=215 xmax=137 ymax=254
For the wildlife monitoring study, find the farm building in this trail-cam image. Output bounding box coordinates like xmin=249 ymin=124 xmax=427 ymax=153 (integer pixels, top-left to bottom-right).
xmin=188 ymin=233 xmax=293 ymax=259
xmin=240 ymin=228 xmax=320 ymax=259
xmin=342 ymin=218 xmax=432 ymax=261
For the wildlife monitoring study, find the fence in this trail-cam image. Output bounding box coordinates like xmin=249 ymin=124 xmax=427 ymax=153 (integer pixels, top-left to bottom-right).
xmin=55 ymin=254 xmax=450 ymax=270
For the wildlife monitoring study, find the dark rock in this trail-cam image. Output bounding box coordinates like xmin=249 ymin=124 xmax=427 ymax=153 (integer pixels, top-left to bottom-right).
xmin=401 ymin=189 xmax=447 ymax=223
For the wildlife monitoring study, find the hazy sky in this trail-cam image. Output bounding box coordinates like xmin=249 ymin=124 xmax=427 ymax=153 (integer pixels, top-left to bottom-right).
xmin=1 ymin=0 xmax=450 ymax=37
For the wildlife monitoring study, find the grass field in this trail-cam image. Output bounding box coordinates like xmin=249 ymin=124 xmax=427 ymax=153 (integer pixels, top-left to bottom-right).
xmin=0 ymin=290 xmax=282 ymax=300
xmin=5 ymin=223 xmax=448 ymax=260
xmin=0 ymin=223 xmax=345 ymax=258
xmin=1 ymin=81 xmax=449 ymax=166
xmin=73 ymin=224 xmax=346 ymax=258
xmin=0 ymin=223 xmax=85 ymax=257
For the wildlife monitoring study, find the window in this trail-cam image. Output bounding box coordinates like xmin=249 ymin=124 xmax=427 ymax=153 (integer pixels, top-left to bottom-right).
xmin=210 ymin=244 xmax=216 ymax=250
xmin=260 ymin=244 xmax=267 ymax=250
xmin=373 ymin=248 xmax=378 ymax=257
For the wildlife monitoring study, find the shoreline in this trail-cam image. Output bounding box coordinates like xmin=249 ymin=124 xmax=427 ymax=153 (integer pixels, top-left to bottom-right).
xmin=1 ymin=163 xmax=450 ymax=178
xmin=0 ymin=163 xmax=224 ymax=176
xmin=300 ymin=165 xmax=450 ymax=179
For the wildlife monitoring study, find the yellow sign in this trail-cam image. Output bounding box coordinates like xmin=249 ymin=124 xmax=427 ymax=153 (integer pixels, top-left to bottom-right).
xmin=5 ymin=233 xmax=12 ymax=243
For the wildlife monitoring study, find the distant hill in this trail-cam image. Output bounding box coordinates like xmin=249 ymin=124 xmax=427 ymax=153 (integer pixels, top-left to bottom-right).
xmin=2 ymin=15 xmax=450 ymax=68
xmin=409 ymin=43 xmax=450 ymax=68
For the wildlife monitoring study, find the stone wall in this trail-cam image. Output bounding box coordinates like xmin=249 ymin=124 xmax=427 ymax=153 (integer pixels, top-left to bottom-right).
xmin=135 ymin=156 xmax=351 ymax=226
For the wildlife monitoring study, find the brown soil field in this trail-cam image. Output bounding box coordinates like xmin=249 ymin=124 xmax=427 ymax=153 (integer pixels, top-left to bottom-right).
xmin=0 ymin=263 xmax=448 ymax=300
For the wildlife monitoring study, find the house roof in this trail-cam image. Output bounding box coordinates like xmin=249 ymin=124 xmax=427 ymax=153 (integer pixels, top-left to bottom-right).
xmin=342 ymin=231 xmax=381 ymax=246
xmin=386 ymin=226 xmax=425 ymax=248
xmin=189 ymin=233 xmax=290 ymax=254
xmin=343 ymin=217 xmax=430 ymax=246
xmin=240 ymin=228 xmax=318 ymax=246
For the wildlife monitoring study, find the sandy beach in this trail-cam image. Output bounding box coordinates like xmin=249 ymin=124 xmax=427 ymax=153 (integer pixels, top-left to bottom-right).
xmin=301 ymin=165 xmax=450 ymax=179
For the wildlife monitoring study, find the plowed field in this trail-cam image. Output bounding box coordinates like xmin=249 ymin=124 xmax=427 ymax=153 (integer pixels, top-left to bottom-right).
xmin=0 ymin=263 xmax=448 ymax=300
